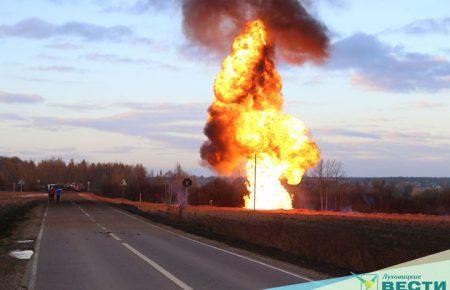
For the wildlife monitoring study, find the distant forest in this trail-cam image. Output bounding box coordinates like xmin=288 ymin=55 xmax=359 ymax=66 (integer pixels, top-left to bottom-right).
xmin=1 ymin=156 xmax=449 ymax=215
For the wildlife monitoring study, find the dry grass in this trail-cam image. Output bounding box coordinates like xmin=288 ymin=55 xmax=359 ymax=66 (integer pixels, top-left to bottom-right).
xmin=0 ymin=192 xmax=46 ymax=239
xmin=84 ymin=193 xmax=450 ymax=273
xmin=0 ymin=191 xmax=46 ymax=204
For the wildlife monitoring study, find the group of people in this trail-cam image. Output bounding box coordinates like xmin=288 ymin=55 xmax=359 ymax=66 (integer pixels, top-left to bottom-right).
xmin=48 ymin=186 xmax=63 ymax=202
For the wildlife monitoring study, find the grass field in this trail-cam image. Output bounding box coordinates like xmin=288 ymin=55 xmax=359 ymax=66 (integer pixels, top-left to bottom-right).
xmin=83 ymin=193 xmax=450 ymax=274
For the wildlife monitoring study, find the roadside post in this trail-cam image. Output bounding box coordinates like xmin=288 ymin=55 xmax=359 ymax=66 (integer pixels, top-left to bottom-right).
xmin=18 ymin=179 xmax=25 ymax=192
xmin=139 ymin=192 xmax=142 ymax=203
xmin=87 ymin=181 xmax=90 ymax=192
xmin=182 ymin=178 xmax=192 ymax=219
xmin=182 ymin=178 xmax=192 ymax=205
xmin=121 ymin=179 xmax=127 ymax=199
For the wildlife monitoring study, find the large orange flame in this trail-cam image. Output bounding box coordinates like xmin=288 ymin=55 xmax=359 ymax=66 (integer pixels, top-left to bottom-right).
xmin=203 ymin=20 xmax=319 ymax=210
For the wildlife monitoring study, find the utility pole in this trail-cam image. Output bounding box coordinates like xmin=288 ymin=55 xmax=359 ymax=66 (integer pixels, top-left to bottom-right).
xmin=254 ymin=153 xmax=257 ymax=211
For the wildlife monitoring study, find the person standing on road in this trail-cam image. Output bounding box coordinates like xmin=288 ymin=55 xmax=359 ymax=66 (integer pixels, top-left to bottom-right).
xmin=50 ymin=187 xmax=56 ymax=202
xmin=47 ymin=186 xmax=52 ymax=201
xmin=56 ymin=187 xmax=62 ymax=202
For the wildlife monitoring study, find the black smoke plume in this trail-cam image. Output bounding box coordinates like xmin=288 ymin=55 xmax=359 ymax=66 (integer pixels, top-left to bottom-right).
xmin=182 ymin=0 xmax=329 ymax=63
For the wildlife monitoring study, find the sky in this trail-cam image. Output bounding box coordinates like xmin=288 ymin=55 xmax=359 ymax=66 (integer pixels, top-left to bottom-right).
xmin=0 ymin=0 xmax=449 ymax=177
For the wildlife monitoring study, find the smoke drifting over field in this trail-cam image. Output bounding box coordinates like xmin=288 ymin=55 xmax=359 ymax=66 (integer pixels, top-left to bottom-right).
xmin=182 ymin=0 xmax=329 ymax=63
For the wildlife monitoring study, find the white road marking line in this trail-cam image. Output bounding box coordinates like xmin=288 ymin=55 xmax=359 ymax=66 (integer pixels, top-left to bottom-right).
xmin=110 ymin=207 xmax=312 ymax=282
xmin=79 ymin=207 xmax=96 ymax=222
xmin=109 ymin=232 xmax=122 ymax=241
xmin=76 ymin=203 xmax=100 ymax=225
xmin=122 ymin=242 xmax=193 ymax=290
xmin=76 ymin=203 xmax=123 ymax=242
xmin=177 ymin=234 xmax=313 ymax=282
xmin=111 ymin=208 xmax=145 ymax=223
xmin=28 ymin=202 xmax=49 ymax=290
xmin=96 ymin=222 xmax=107 ymax=231
xmin=78 ymin=202 xmax=191 ymax=288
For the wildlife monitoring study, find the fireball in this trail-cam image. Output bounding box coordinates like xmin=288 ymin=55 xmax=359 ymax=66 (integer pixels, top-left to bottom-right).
xmin=201 ymin=20 xmax=319 ymax=210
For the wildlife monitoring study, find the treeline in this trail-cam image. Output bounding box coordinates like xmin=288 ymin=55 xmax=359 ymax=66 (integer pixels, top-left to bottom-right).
xmin=295 ymin=178 xmax=450 ymax=215
xmin=0 ymin=156 xmax=245 ymax=207
xmin=0 ymin=156 xmax=147 ymax=195
xmin=1 ymin=156 xmax=449 ymax=215
xmin=289 ymin=160 xmax=450 ymax=215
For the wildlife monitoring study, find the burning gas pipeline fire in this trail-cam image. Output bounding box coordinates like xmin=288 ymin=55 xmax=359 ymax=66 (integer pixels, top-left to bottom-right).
xmin=201 ymin=20 xmax=320 ymax=210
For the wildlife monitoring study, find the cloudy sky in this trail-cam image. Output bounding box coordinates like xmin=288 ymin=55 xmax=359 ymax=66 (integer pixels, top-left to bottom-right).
xmin=0 ymin=0 xmax=449 ymax=176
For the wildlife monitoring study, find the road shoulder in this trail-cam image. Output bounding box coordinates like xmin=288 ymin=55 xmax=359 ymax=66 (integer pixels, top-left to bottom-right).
xmin=0 ymin=202 xmax=46 ymax=290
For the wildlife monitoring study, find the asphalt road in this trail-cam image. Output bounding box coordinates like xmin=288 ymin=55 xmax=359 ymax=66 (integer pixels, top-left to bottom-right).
xmin=31 ymin=194 xmax=310 ymax=290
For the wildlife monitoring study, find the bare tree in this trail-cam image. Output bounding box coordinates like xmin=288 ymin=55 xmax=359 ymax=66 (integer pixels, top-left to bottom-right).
xmin=325 ymin=160 xmax=345 ymax=211
xmin=311 ymin=159 xmax=345 ymax=211
xmin=312 ymin=160 xmax=325 ymax=210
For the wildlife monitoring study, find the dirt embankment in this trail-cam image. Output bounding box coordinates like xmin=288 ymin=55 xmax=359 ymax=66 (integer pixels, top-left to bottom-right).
xmin=0 ymin=192 xmax=47 ymax=289
xmin=0 ymin=192 xmax=46 ymax=239
xmin=83 ymin=193 xmax=450 ymax=274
